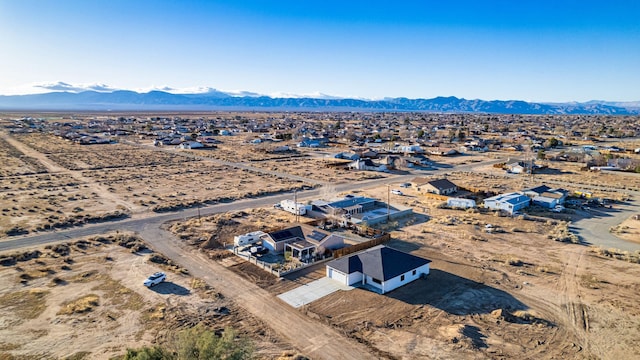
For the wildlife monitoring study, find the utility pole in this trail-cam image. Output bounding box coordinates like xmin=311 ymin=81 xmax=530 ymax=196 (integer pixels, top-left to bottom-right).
xmin=294 ymin=190 xmax=299 ymax=223
xmin=387 ymin=185 xmax=390 ymax=221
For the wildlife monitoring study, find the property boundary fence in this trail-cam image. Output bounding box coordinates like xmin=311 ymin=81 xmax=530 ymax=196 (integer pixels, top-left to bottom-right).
xmin=332 ymin=233 xmax=391 ymax=259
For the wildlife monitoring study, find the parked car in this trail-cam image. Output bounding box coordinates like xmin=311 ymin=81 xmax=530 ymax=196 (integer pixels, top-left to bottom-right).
xmin=143 ymin=272 xmax=166 ymax=287
xmin=391 ymin=189 xmax=403 ymax=195
xmin=273 ymin=203 xmax=282 ymax=209
xmin=399 ymin=183 xmax=411 ymax=188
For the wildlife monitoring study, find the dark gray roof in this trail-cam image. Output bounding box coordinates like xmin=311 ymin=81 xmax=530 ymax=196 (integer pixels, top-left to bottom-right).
xmin=427 ymin=179 xmax=457 ymax=190
xmin=328 ymin=245 xmax=431 ymax=281
xmin=269 ymin=226 xmax=304 ymax=243
xmin=523 ymin=185 xmax=552 ymax=195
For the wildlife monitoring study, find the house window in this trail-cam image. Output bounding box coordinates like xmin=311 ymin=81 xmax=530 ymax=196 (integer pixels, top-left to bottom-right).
xmin=371 ymin=277 xmax=382 ymax=284
xmin=412 ymin=270 xmax=416 ymax=276
xmin=400 ymin=275 xmax=405 ymax=281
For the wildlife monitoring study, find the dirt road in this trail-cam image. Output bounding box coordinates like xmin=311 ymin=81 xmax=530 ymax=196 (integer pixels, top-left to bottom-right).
xmin=137 ymin=225 xmax=377 ymax=360
xmin=1 ymin=132 xmax=140 ymax=212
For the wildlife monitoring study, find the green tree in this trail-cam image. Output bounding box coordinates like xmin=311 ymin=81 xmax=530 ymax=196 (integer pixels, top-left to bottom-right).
xmin=417 ymin=129 xmax=425 ymax=139
xmin=537 ymin=149 xmax=546 ymax=160
xmin=544 ymin=137 xmax=559 ymax=148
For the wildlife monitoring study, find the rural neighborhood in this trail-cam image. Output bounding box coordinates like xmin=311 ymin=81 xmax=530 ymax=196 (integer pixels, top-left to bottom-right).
xmin=1 ymin=110 xmax=639 ymax=359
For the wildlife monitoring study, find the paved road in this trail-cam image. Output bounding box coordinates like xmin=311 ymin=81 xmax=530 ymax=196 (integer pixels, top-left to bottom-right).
xmin=540 ymin=179 xmax=640 ymax=252
xmin=0 ymin=173 xmax=416 ymax=252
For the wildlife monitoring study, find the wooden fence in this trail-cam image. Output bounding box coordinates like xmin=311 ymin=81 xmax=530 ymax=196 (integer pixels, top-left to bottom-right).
xmin=421 ymin=193 xmax=449 ymax=201
xmin=332 ymin=233 xmax=391 ymax=258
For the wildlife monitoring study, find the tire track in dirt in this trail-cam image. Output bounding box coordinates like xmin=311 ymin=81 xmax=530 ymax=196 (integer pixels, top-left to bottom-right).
xmin=2 ymin=132 xmax=141 ymax=213
xmin=555 ymin=246 xmax=604 ymax=358
xmin=138 ymin=226 xmax=378 ymax=360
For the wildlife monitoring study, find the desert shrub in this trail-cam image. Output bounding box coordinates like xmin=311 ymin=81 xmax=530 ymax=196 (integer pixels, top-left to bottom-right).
xmin=123 ymin=346 xmax=173 ymax=360
xmin=175 ymin=325 xmax=253 ymax=360
xmin=57 ymin=294 xmax=99 ymax=315
xmin=4 ymin=225 xmax=29 ymax=236
xmin=547 ymin=221 xmax=579 ymax=243
xmin=124 ymin=326 xmax=253 ymax=360
xmin=506 ymin=258 xmax=523 ymax=266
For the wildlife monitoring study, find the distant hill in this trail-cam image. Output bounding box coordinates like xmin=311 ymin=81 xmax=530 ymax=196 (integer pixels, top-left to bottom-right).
xmin=0 ymin=90 xmax=637 ymax=114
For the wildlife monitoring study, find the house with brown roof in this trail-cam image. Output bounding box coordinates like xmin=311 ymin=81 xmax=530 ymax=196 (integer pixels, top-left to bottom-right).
xmin=412 ymin=178 xmax=458 ymax=195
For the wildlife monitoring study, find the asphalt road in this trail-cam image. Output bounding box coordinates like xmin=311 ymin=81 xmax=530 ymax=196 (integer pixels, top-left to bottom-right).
xmin=4 ymin=156 xmax=638 ymax=253
xmin=0 ymin=172 xmax=416 ymax=252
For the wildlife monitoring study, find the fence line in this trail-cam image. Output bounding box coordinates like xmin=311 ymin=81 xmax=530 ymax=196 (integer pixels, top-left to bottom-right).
xmin=332 ymin=233 xmax=391 ymax=258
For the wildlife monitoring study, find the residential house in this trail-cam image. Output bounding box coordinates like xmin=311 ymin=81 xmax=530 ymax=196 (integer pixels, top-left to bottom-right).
xmin=312 ymin=195 xmax=413 ymax=226
xmin=260 ymin=225 xmax=344 ymax=258
xmin=483 ymin=192 xmax=530 ymax=214
xmin=533 ymin=190 xmax=568 ymax=209
xmin=326 ymin=245 xmax=431 ymax=294
xmin=333 ymin=152 xmax=360 ymax=161
xmin=522 ymin=185 xmax=552 ymax=198
xmin=426 ymin=147 xmax=459 ymax=156
xmin=347 ymin=159 xmax=388 ymax=172
xmin=523 ymin=185 xmax=568 ymax=209
xmin=405 ymin=154 xmax=431 ymax=168
xmin=297 ymin=137 xmax=328 ymax=148
xmin=176 ymin=141 xmax=204 ymax=149
xmin=421 ymin=179 xmax=458 ymax=195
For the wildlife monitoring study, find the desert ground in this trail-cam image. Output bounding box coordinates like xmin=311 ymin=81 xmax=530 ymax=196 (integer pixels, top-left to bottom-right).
xmin=168 ymin=195 xmax=640 ymax=359
xmin=0 ymin=232 xmax=298 ymax=359
xmin=1 ymin=113 xmax=640 ymax=359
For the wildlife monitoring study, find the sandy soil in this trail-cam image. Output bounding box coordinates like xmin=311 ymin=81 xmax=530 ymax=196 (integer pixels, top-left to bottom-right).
xmin=611 ymin=216 xmax=640 ymax=243
xmin=0 ymin=233 xmax=296 ymax=359
xmin=172 ymin=195 xmax=640 ymax=359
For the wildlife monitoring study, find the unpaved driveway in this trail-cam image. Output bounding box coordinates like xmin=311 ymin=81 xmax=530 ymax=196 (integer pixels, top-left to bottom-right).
xmin=137 ymin=225 xmax=377 ymax=360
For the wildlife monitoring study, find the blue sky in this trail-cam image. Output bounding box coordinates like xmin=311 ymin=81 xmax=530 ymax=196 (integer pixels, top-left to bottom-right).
xmin=1 ymin=0 xmax=639 ymax=101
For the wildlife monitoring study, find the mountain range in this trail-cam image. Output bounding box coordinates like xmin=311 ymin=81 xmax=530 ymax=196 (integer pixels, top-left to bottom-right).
xmin=0 ymin=90 xmax=638 ymax=114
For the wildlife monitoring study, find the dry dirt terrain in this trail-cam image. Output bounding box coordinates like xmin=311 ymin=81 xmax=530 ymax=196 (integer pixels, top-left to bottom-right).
xmin=170 ymin=192 xmax=640 ymax=359
xmin=0 ymin=132 xmax=311 ymax=237
xmin=0 ymin=232 xmax=297 ymax=359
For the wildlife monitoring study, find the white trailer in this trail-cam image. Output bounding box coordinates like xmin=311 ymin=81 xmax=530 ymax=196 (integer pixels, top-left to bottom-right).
xmin=280 ymin=199 xmax=307 ymax=216
xmin=233 ymin=231 xmax=266 ymax=247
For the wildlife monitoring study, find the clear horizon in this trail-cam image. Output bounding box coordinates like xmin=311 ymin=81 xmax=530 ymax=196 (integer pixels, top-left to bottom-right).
xmin=1 ymin=0 xmax=639 ymax=102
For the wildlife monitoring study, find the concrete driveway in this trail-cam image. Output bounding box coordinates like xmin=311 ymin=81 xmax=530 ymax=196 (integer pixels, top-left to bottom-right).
xmin=278 ymin=277 xmax=354 ymax=308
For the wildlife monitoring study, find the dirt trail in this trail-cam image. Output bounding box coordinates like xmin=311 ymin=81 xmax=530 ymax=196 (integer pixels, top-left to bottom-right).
xmin=1 ymin=132 xmax=141 ymax=213
xmin=138 ymin=225 xmax=377 ymax=360
xmin=123 ymin=140 xmax=329 ymax=186
xmin=555 ymin=246 xmax=600 ymax=357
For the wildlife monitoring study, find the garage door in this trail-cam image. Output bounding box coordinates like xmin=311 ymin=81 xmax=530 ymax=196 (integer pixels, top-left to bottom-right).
xmin=328 ymin=267 xmax=347 ymax=285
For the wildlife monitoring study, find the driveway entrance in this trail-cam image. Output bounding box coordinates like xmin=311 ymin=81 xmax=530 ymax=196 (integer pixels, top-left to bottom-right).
xmin=277 ymin=277 xmax=354 ymax=308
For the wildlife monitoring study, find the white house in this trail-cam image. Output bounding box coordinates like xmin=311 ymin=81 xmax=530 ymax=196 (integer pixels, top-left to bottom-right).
xmin=326 ymin=245 xmax=431 ymax=294
xmin=176 ymin=141 xmax=204 ymax=149
xmin=483 ymin=192 xmax=530 ymax=214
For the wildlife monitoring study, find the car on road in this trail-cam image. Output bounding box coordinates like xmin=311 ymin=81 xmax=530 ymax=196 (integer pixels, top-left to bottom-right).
xmin=143 ymin=272 xmax=166 ymax=287
xmin=391 ymin=189 xmax=403 ymax=195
